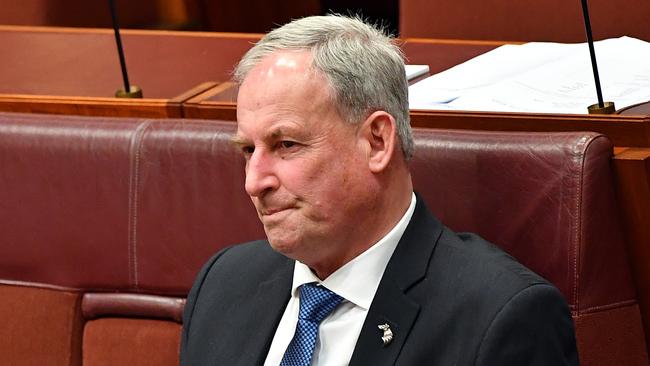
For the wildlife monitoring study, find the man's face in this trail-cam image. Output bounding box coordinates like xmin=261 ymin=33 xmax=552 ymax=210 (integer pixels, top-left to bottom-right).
xmin=234 ymin=50 xmax=373 ymax=271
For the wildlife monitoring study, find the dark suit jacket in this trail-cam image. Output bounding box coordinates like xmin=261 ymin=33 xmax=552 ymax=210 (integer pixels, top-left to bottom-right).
xmin=181 ymin=198 xmax=579 ymax=365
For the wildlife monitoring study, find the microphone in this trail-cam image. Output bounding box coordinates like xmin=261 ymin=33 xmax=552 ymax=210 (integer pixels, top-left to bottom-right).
xmin=580 ymin=0 xmax=614 ymax=114
xmin=109 ymin=0 xmax=143 ymax=98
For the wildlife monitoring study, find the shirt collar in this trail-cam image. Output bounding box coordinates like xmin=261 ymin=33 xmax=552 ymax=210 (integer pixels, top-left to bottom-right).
xmin=290 ymin=192 xmax=417 ymax=310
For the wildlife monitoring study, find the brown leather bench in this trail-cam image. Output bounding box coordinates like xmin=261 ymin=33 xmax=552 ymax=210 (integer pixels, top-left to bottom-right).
xmin=0 ymin=113 xmax=263 ymax=365
xmin=410 ymin=129 xmax=648 ymax=365
xmin=0 ymin=112 xmax=646 ymax=365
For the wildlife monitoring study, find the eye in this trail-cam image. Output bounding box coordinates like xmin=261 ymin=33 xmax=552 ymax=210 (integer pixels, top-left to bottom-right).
xmin=279 ymin=140 xmax=297 ymax=149
xmin=241 ymin=145 xmax=255 ymax=155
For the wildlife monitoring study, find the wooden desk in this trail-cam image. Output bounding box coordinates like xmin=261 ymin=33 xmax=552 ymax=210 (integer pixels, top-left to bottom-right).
xmin=410 ymin=110 xmax=650 ymax=147
xmin=0 ymin=26 xmax=257 ymax=117
xmin=184 ymin=37 xmax=650 ymax=145
xmin=402 ymin=39 xmax=650 ymax=148
xmin=403 ymin=38 xmax=650 ymax=147
xmin=183 ymin=81 xmax=238 ymax=120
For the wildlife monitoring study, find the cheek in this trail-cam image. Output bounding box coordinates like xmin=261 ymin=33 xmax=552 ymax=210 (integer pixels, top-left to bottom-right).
xmin=279 ymin=160 xmax=314 ymax=187
xmin=317 ymin=159 xmax=365 ymax=207
xmin=280 ymin=155 xmax=328 ymax=186
xmin=279 ymin=143 xmax=366 ymax=202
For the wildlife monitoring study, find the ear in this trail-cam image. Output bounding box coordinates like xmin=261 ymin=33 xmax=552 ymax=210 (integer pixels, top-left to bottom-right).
xmin=358 ymin=111 xmax=397 ymax=173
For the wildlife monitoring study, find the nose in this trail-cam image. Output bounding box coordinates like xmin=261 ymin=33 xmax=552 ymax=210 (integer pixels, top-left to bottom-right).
xmin=244 ymin=149 xmax=279 ymax=198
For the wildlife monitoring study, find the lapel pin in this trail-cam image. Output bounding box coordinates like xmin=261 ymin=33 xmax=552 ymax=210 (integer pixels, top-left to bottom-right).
xmin=378 ymin=323 xmax=393 ymax=346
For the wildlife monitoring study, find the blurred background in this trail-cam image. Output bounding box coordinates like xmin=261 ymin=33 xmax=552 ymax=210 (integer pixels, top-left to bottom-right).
xmin=0 ymin=0 xmax=399 ymax=35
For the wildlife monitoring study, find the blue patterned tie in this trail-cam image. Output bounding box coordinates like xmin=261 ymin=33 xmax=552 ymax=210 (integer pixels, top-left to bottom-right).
xmin=279 ymin=283 xmax=343 ymax=366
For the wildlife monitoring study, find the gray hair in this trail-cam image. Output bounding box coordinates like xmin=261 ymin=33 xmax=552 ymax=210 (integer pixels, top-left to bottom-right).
xmin=234 ymin=15 xmax=414 ymax=160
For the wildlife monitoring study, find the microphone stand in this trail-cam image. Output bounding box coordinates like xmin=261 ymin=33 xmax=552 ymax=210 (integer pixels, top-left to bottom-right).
xmin=580 ymin=0 xmax=614 ymax=114
xmin=110 ymin=0 xmax=143 ymax=98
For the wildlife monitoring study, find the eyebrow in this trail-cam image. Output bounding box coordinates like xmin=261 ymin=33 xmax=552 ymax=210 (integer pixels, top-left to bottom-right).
xmin=269 ymin=127 xmax=287 ymax=140
xmin=230 ymin=134 xmax=249 ymax=147
xmin=231 ymin=126 xmax=297 ymax=147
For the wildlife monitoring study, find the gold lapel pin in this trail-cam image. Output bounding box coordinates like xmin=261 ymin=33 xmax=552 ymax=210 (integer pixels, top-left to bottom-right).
xmin=378 ymin=323 xmax=393 ymax=346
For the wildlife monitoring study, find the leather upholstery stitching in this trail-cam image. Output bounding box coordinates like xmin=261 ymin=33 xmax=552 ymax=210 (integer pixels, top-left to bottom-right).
xmin=128 ymin=121 xmax=152 ymax=290
xmin=571 ymin=135 xmax=592 ymax=312
xmin=572 ymin=134 xmax=602 ymax=315
xmin=574 ymin=299 xmax=638 ymax=314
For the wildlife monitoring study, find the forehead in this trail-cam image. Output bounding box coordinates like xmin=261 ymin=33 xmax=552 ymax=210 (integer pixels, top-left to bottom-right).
xmin=238 ymin=50 xmax=318 ymax=97
xmin=235 ymin=50 xmax=338 ymax=139
xmin=247 ymin=49 xmax=314 ymax=79
xmin=238 ymin=50 xmax=331 ymax=103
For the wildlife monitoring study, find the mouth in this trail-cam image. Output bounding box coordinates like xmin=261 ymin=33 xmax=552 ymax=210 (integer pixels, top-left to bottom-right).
xmin=254 ymin=198 xmax=296 ymax=221
xmin=260 ymin=207 xmax=292 ymax=216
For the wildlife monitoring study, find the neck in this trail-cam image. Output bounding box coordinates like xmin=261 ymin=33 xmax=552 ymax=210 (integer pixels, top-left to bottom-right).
xmin=310 ymin=176 xmax=413 ymax=279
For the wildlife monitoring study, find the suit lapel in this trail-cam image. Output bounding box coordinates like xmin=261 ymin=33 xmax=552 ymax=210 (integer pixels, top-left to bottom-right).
xmin=349 ymin=197 xmax=443 ymax=366
xmin=348 ymin=278 xmax=420 ymax=366
xmin=236 ymin=257 xmax=294 ymax=366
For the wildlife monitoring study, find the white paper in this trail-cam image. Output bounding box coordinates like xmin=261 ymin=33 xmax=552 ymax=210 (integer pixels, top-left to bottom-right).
xmin=405 ymin=65 xmax=430 ymax=81
xmin=409 ymin=37 xmax=650 ymax=114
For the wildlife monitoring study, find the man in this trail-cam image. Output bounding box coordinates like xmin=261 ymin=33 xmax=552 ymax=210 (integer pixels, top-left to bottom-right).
xmin=181 ymin=15 xmax=578 ymax=365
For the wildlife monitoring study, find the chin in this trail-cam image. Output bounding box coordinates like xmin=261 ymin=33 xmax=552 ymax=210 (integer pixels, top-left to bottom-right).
xmin=266 ymin=234 xmax=300 ymax=258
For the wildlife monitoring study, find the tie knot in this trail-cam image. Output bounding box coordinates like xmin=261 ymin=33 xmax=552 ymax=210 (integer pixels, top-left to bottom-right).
xmin=298 ymin=283 xmax=343 ymax=324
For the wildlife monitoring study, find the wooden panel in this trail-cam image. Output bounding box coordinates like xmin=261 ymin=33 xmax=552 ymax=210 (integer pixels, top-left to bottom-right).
xmin=614 ymin=148 xmax=650 ymax=353
xmin=0 ymin=0 xmax=178 ymax=28
xmin=0 ymin=26 xmax=255 ymax=117
xmin=196 ymin=0 xmax=320 ymax=33
xmin=0 ymin=83 xmax=216 ymax=118
xmin=183 ymin=81 xmax=237 ymax=120
xmin=400 ymin=38 xmax=506 ymax=74
xmin=410 ymin=110 xmax=650 ymax=148
xmin=0 ymin=95 xmax=181 ymax=118
xmin=400 ymin=0 xmax=650 ymax=42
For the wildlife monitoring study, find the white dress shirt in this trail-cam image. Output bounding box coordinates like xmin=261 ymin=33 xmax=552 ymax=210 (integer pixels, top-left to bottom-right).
xmin=264 ymin=193 xmax=417 ymax=366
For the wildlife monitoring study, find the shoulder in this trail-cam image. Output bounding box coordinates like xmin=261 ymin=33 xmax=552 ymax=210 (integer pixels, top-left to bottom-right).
xmin=401 ymin=197 xmax=556 ymax=305
xmin=182 ymin=240 xmax=292 ymax=328
xmin=190 ymin=240 xmax=291 ymax=294
xmin=473 ymin=282 xmax=578 ymax=365
xmin=406 ymin=196 xmax=549 ymax=292
xmin=417 ymin=227 xmax=577 ymax=364
xmin=434 ymin=228 xmax=550 ymax=293
xmin=181 ymin=241 xmax=294 ymax=364
xmin=202 ymin=240 xmax=287 ymax=272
